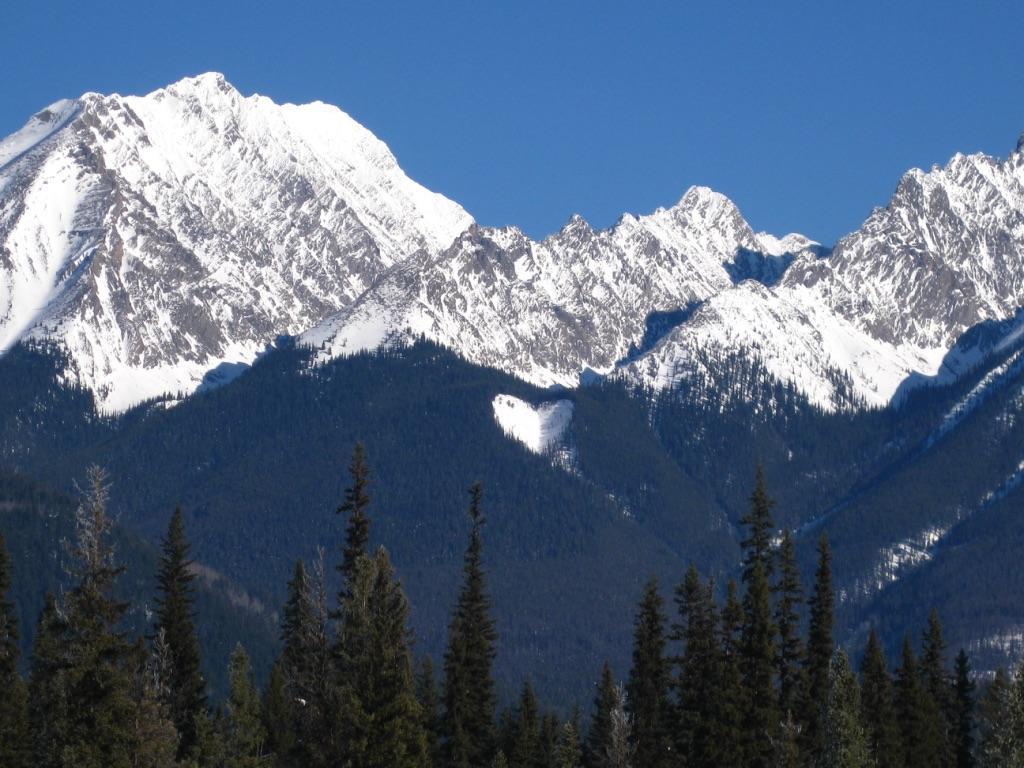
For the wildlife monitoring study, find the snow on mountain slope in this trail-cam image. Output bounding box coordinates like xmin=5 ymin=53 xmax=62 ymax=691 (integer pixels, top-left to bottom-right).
xmin=492 ymin=394 xmax=573 ymax=454
xmin=302 ymin=187 xmax=822 ymax=388
xmin=621 ymin=141 xmax=1024 ymax=408
xmin=0 ymin=73 xmax=471 ymax=410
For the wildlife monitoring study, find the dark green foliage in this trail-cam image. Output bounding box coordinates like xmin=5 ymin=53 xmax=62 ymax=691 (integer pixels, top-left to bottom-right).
xmin=584 ymin=662 xmax=617 ymax=768
xmin=27 ymin=593 xmax=69 ymax=768
xmin=0 ymin=533 xmax=30 ymax=768
xmin=555 ymin=717 xmax=583 ymax=768
xmin=895 ymin=636 xmax=941 ymax=768
xmin=338 ymin=441 xmax=372 ymax=595
xmin=444 ymin=483 xmax=498 ymax=768
xmin=154 ymin=506 xmax=207 ymax=759
xmin=716 ymin=579 xmax=746 ymax=768
xmin=739 ymin=471 xmax=778 ymax=768
xmin=859 ymin=628 xmax=899 ymax=768
xmin=225 ymin=643 xmax=267 ymax=768
xmin=820 ymin=650 xmax=873 ymax=768
xmin=741 ymin=466 xmax=776 ymax=580
xmin=262 ymin=660 xmax=296 ymax=764
xmin=673 ymin=565 xmax=725 ymax=766
xmin=977 ymin=667 xmax=1015 ymax=767
xmin=334 ymin=548 xmax=427 ymax=768
xmin=416 ymin=657 xmax=443 ymax=767
xmin=802 ymin=534 xmax=835 ymax=762
xmin=59 ymin=466 xmax=137 ymax=768
xmin=774 ymin=528 xmax=804 ymax=719
xmin=510 ymin=682 xmax=540 ymax=768
xmin=952 ymin=649 xmax=974 ymax=768
xmin=920 ymin=609 xmax=953 ymax=767
xmin=625 ymin=578 xmax=671 ymax=768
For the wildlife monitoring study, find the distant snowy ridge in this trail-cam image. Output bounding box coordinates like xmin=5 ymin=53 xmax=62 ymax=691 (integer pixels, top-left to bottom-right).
xmin=4 ymin=72 xmax=1024 ymax=413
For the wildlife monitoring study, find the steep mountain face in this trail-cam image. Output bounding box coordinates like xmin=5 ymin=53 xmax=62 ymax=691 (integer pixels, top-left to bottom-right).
xmin=302 ymin=187 xmax=821 ymax=387
xmin=0 ymin=73 xmax=470 ymax=410
xmin=622 ymin=145 xmax=1024 ymax=408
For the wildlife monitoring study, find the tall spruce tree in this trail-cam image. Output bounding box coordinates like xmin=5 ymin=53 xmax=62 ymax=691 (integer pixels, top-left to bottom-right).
xmin=819 ymin=650 xmax=873 ymax=768
xmin=555 ymin=718 xmax=583 ymax=768
xmin=585 ymin=662 xmax=618 ymax=768
xmin=625 ymin=578 xmax=672 ymax=768
xmin=774 ymin=529 xmax=804 ymax=719
xmin=417 ymin=657 xmax=443 ymax=767
xmin=61 ymin=465 xmax=137 ymax=768
xmin=717 ymin=579 xmax=746 ymax=768
xmin=740 ymin=469 xmax=779 ymax=768
xmin=859 ymin=628 xmax=899 ymax=768
xmin=153 ymin=507 xmax=206 ymax=759
xmin=226 ymin=643 xmax=267 ymax=768
xmin=510 ymin=682 xmax=541 ymax=768
xmin=279 ymin=558 xmax=320 ymax=765
xmin=335 ymin=548 xmax=427 ymax=768
xmin=952 ymin=649 xmax=975 ymax=768
xmin=28 ymin=593 xmax=70 ymax=768
xmin=443 ymin=483 xmax=498 ymax=768
xmin=977 ymin=667 xmax=1015 ymax=768
xmin=673 ymin=566 xmax=723 ymax=766
xmin=742 ymin=465 xmax=776 ymax=580
xmin=895 ymin=635 xmax=941 ymax=768
xmin=920 ymin=610 xmax=953 ymax=767
xmin=338 ymin=441 xmax=372 ymax=594
xmin=0 ymin=533 xmax=30 ymax=768
xmin=802 ymin=533 xmax=835 ymax=762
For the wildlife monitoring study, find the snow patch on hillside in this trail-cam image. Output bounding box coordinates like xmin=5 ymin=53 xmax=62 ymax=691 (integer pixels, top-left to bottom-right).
xmin=492 ymin=394 xmax=573 ymax=454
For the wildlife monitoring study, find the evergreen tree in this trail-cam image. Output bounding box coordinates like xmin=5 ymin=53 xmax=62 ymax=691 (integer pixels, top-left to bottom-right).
xmin=603 ymin=684 xmax=634 ymax=768
xmin=977 ymin=667 xmax=1015 ymax=768
xmin=585 ymin=662 xmax=618 ymax=768
xmin=61 ymin=465 xmax=137 ymax=768
xmin=774 ymin=529 xmax=804 ymax=719
xmin=128 ymin=633 xmax=180 ymax=768
xmin=443 ymin=483 xmax=498 ymax=768
xmin=625 ymin=578 xmax=672 ymax=768
xmin=894 ymin=636 xmax=940 ymax=768
xmin=262 ymin=660 xmax=296 ymax=765
xmin=153 ymin=506 xmax=206 ymax=760
xmin=802 ymin=534 xmax=835 ymax=763
xmin=859 ymin=628 xmax=899 ymax=768
xmin=952 ymin=649 xmax=975 ymax=768
xmin=226 ymin=643 xmax=267 ymax=768
xmin=539 ymin=713 xmax=561 ymax=768
xmin=819 ymin=650 xmax=873 ymax=768
xmin=673 ymin=565 xmax=724 ymax=766
xmin=416 ymin=657 xmax=443 ymax=767
xmin=555 ymin=718 xmax=583 ymax=768
xmin=279 ymin=558 xmax=320 ymax=765
xmin=920 ymin=610 xmax=953 ymax=767
xmin=741 ymin=465 xmax=776 ymax=580
xmin=740 ymin=472 xmax=779 ymax=768
xmin=0 ymin=533 xmax=30 ymax=768
xmin=717 ymin=579 xmax=746 ymax=768
xmin=510 ymin=682 xmax=540 ymax=768
xmin=338 ymin=441 xmax=372 ymax=593
xmin=27 ymin=593 xmax=69 ymax=768
xmin=335 ymin=548 xmax=428 ymax=768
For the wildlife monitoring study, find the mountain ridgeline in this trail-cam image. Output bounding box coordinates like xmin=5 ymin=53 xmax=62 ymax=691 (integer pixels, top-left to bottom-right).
xmin=2 ymin=74 xmax=1024 ymax=722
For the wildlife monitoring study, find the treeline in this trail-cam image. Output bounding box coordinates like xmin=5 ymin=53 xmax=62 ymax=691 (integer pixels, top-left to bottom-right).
xmin=0 ymin=454 xmax=1020 ymax=768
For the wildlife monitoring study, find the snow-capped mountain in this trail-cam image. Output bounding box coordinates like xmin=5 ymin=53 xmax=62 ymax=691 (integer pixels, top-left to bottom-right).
xmin=4 ymin=73 xmax=1024 ymax=414
xmin=621 ymin=142 xmax=1024 ymax=409
xmin=0 ymin=73 xmax=470 ymax=410
xmin=301 ymin=186 xmax=822 ymax=389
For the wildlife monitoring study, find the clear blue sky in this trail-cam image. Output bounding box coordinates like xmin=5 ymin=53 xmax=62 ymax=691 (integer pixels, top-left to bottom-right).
xmin=5 ymin=1 xmax=1023 ymax=246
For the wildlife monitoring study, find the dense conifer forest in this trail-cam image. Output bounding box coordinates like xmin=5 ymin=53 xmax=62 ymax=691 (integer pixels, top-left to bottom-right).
xmin=0 ymin=449 xmax=1017 ymax=768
